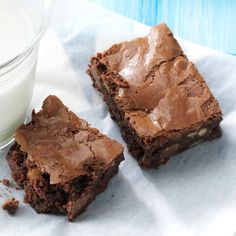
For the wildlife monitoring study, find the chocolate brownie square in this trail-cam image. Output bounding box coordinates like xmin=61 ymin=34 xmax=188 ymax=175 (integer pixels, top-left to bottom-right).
xmin=87 ymin=23 xmax=222 ymax=168
xmin=7 ymin=95 xmax=124 ymax=221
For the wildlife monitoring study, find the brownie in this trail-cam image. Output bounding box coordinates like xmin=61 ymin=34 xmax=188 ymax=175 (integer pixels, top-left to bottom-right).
xmin=2 ymin=198 xmax=19 ymax=214
xmin=7 ymin=95 xmax=124 ymax=221
xmin=87 ymin=23 xmax=223 ymax=168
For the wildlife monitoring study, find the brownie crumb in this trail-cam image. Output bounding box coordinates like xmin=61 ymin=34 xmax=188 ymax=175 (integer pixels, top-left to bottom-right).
xmin=0 ymin=179 xmax=10 ymax=187
xmin=15 ymin=186 xmax=21 ymax=190
xmin=2 ymin=198 xmax=19 ymax=214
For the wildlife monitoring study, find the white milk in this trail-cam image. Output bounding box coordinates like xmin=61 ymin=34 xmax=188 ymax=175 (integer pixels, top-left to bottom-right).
xmin=0 ymin=1 xmax=35 ymax=64
xmin=0 ymin=1 xmax=37 ymax=147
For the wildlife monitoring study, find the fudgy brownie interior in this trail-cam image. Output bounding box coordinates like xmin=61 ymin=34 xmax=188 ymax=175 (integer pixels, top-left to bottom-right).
xmin=7 ymin=96 xmax=124 ymax=221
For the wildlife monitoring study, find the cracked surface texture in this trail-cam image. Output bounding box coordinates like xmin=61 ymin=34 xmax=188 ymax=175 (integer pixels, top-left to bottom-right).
xmin=15 ymin=95 xmax=124 ymax=184
xmin=98 ymin=23 xmax=222 ymax=137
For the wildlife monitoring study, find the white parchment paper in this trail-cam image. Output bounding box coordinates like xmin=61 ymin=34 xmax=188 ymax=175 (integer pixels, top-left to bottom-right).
xmin=1 ymin=1 xmax=236 ymax=235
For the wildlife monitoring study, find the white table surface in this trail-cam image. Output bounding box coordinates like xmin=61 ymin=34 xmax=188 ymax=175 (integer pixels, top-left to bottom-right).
xmin=1 ymin=1 xmax=236 ymax=235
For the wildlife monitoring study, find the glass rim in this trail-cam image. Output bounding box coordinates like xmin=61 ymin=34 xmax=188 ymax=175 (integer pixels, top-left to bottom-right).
xmin=0 ymin=0 xmax=53 ymax=70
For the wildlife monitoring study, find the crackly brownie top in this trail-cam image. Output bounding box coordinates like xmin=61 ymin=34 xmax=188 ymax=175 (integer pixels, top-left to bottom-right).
xmin=98 ymin=23 xmax=222 ymax=137
xmin=15 ymin=96 xmax=123 ymax=184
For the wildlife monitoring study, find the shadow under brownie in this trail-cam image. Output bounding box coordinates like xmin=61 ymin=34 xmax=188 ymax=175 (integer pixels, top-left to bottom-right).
xmin=87 ymin=23 xmax=223 ymax=168
xmin=7 ymin=95 xmax=124 ymax=221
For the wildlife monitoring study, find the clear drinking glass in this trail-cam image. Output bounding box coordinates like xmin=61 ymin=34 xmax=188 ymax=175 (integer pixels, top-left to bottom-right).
xmin=0 ymin=0 xmax=52 ymax=148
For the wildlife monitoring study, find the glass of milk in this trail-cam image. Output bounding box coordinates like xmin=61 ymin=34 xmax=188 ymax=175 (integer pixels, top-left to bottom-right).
xmin=0 ymin=0 xmax=52 ymax=148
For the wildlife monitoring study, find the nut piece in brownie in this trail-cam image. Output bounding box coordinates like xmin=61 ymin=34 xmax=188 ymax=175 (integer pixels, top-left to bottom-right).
xmin=7 ymin=95 xmax=124 ymax=221
xmin=87 ymin=23 xmax=223 ymax=168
